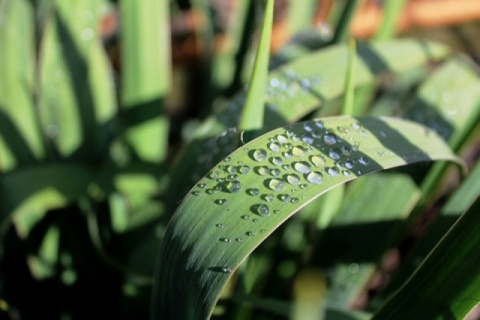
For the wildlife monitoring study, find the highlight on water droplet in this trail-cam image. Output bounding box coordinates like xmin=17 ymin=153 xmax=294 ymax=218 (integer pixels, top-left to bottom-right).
xmin=241 ymin=215 xmax=251 ymax=220
xmin=238 ymin=165 xmax=251 ymax=174
xmin=267 ymin=179 xmax=284 ymax=191
xmin=235 ymin=238 xmax=243 ymax=242
xmin=221 ymin=267 xmax=232 ymax=273
xmin=252 ymin=149 xmax=268 ymax=161
xmin=191 ymin=191 xmax=200 ymax=196
xmin=303 ymin=122 xmax=313 ymax=132
xmin=306 ymin=171 xmax=323 ymax=184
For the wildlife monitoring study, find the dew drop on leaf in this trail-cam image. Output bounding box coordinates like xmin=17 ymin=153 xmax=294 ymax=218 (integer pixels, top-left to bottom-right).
xmin=241 ymin=215 xmax=251 ymax=220
xmin=238 ymin=165 xmax=251 ymax=174
xmin=273 ymin=210 xmax=280 ymax=214
xmin=328 ymin=148 xmax=341 ymax=160
xmin=293 ymin=161 xmax=311 ymax=174
xmin=327 ymin=167 xmax=339 ymax=176
xmin=219 ymin=238 xmax=232 ymax=243
xmin=268 ymin=179 xmax=284 ymax=191
xmin=303 ymin=122 xmax=313 ymax=132
xmin=191 ymin=191 xmax=200 ymax=196
xmin=279 ymin=194 xmax=291 ymax=202
xmin=310 ymin=155 xmax=326 ymax=168
xmin=286 ymin=174 xmax=301 ymax=186
xmin=221 ymin=267 xmax=232 ymax=273
xmin=271 ymin=157 xmax=283 ymax=166
xmin=246 ymin=231 xmax=256 ymax=236
xmin=255 ymin=204 xmax=270 ymax=216
xmin=344 ymin=160 xmax=354 ymax=169
xmin=235 ymin=238 xmax=243 ymax=242
xmin=270 ymin=169 xmax=281 ymax=177
xmin=253 ymin=149 xmax=268 ymax=161
xmin=248 ymin=188 xmax=259 ymax=196
xmin=257 ymin=166 xmax=269 ymax=175
xmin=292 ymin=146 xmax=306 ymax=157
xmin=198 ymin=183 xmax=206 ymax=188
xmin=224 ymin=180 xmax=241 ymax=193
xmin=323 ymin=133 xmax=337 ymax=145
xmin=215 ymin=199 xmax=228 ymax=205
xmin=209 ymin=171 xmax=219 ymax=179
xmin=216 ymin=224 xmax=224 ymax=228
xmin=290 ymin=198 xmax=299 ymax=204
xmin=269 ymin=143 xmax=281 ymax=152
xmin=306 ymin=171 xmax=323 ymax=184
xmin=277 ymin=134 xmax=288 ymax=144
xmin=358 ymin=156 xmax=370 ymax=166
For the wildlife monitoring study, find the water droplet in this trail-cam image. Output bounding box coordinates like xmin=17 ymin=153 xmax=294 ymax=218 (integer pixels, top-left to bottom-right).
xmin=311 ymin=130 xmax=322 ymax=138
xmin=246 ymin=231 xmax=256 ymax=236
xmin=215 ymin=199 xmax=228 ymax=205
xmin=342 ymin=170 xmax=351 ymax=176
xmin=291 ymin=134 xmax=300 ymax=142
xmin=262 ymin=194 xmax=274 ymax=202
xmin=327 ymin=167 xmax=339 ymax=176
xmin=314 ymin=120 xmax=324 ymax=128
xmin=271 ymin=157 xmax=283 ymax=166
xmin=283 ymin=152 xmax=293 ymax=158
xmin=219 ymin=238 xmax=232 ymax=243
xmin=351 ymin=122 xmax=361 ymax=130
xmin=191 ymin=191 xmax=200 ymax=196
xmin=310 ymin=155 xmax=326 ymax=168
xmin=209 ymin=171 xmax=219 ymax=179
xmin=241 ymin=215 xmax=251 ymax=220
xmin=293 ymin=161 xmax=311 ymax=174
xmin=290 ymin=198 xmax=299 ymax=204
xmin=352 ymin=142 xmax=360 ymax=151
xmin=220 ymin=267 xmax=232 ymax=273
xmin=270 ymin=169 xmax=281 ymax=177
xmin=248 ymin=188 xmax=259 ymax=196
xmin=254 ymin=204 xmax=270 ymax=216
xmin=284 ymin=143 xmax=293 ymax=150
xmin=268 ymin=179 xmax=284 ymax=191
xmin=380 ymin=131 xmax=387 ymax=138
xmin=360 ymin=129 xmax=367 ymax=137
xmin=306 ymin=171 xmax=323 ymax=184
xmin=238 ymin=165 xmax=250 ymax=174
xmin=324 ymin=133 xmax=337 ymax=145
xmin=282 ymin=164 xmax=291 ymax=170
xmin=341 ymin=146 xmax=352 ymax=156
xmin=216 ymin=224 xmax=224 ymax=228
xmin=344 ymin=160 xmax=354 ymax=169
xmin=257 ymin=166 xmax=269 ymax=175
xmin=328 ymin=148 xmax=341 ymax=160
xmin=358 ymin=156 xmax=369 ymax=166
xmin=253 ymin=149 xmax=268 ymax=161
xmin=274 ymin=210 xmax=280 ymax=214
xmin=303 ymin=122 xmax=313 ymax=132
xmin=235 ymin=238 xmax=243 ymax=242
xmin=286 ymin=174 xmax=301 ymax=185
xmin=277 ymin=135 xmax=288 ymax=144
xmin=279 ymin=194 xmax=291 ymax=202
xmin=224 ymin=180 xmax=241 ymax=193
xmin=269 ymin=143 xmax=281 ymax=152
xmin=253 ymin=218 xmax=259 ymax=223
xmin=299 ymin=184 xmax=307 ymax=189
xmin=198 ymin=183 xmax=206 ymax=188
xmin=225 ymin=156 xmax=232 ymax=162
xmin=292 ymin=146 xmax=306 ymax=157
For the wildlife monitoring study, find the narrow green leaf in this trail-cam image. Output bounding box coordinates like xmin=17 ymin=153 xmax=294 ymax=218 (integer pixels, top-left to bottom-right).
xmin=239 ymin=0 xmax=274 ymax=131
xmin=330 ymin=0 xmax=361 ymax=44
xmin=120 ymin=0 xmax=171 ymax=162
xmin=342 ymin=38 xmax=356 ymax=115
xmin=372 ymin=193 xmax=480 ymax=319
xmin=374 ymin=0 xmax=408 ymax=40
xmin=152 ymin=116 xmax=462 ymax=319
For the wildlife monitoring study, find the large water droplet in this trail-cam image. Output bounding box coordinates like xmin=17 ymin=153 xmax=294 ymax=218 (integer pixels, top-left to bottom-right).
xmin=253 ymin=149 xmax=268 ymax=161
xmin=255 ymin=204 xmax=270 ymax=216
xmin=268 ymin=179 xmax=284 ymax=191
xmin=270 ymin=168 xmax=281 ymax=177
xmin=306 ymin=171 xmax=323 ymax=184
xmin=341 ymin=146 xmax=352 ymax=156
xmin=323 ymin=133 xmax=337 ymax=145
xmin=292 ymin=146 xmax=306 ymax=157
xmin=257 ymin=166 xmax=269 ymax=175
xmin=269 ymin=143 xmax=280 ymax=152
xmin=271 ymin=157 xmax=283 ymax=166
xmin=327 ymin=167 xmax=339 ymax=176
xmin=358 ymin=156 xmax=370 ymax=166
xmin=286 ymin=174 xmax=301 ymax=185
xmin=293 ymin=161 xmax=311 ymax=174
xmin=310 ymin=155 xmax=325 ymax=168
xmin=328 ymin=148 xmax=341 ymax=160
xmin=224 ymin=180 xmax=241 ymax=193
xmin=238 ymin=165 xmax=250 ymax=174
xmin=277 ymin=134 xmax=288 ymax=144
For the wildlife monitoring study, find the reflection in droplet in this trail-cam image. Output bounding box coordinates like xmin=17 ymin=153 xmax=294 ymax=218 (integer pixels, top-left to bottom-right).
xmin=270 ymin=169 xmax=281 ymax=177
xmin=257 ymin=166 xmax=269 ymax=175
xmin=277 ymin=134 xmax=288 ymax=144
xmin=238 ymin=165 xmax=250 ymax=174
xmin=329 ymin=148 xmax=341 ymax=160
xmin=292 ymin=146 xmax=306 ymax=157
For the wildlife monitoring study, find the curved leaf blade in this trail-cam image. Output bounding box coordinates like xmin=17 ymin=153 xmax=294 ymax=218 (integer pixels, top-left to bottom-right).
xmin=152 ymin=116 xmax=462 ymax=319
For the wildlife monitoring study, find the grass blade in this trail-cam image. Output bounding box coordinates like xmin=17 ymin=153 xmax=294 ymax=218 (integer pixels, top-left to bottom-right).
xmin=239 ymin=0 xmax=274 ymax=131
xmin=342 ymin=38 xmax=356 ymax=115
xmin=152 ymin=116 xmax=462 ymax=319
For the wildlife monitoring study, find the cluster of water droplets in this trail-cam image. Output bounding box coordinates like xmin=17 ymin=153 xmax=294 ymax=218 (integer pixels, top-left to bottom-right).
xmin=193 ymin=120 xmax=374 ymax=273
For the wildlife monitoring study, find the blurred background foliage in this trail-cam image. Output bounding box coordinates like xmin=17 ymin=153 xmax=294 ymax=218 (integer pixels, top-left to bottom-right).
xmin=0 ymin=0 xmax=479 ymax=319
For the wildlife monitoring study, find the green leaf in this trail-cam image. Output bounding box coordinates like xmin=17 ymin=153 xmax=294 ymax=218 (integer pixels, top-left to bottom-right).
xmin=152 ymin=116 xmax=462 ymax=319
xmin=120 ymin=0 xmax=171 ymax=162
xmin=372 ymin=192 xmax=480 ymax=319
xmin=239 ymin=0 xmax=274 ymax=131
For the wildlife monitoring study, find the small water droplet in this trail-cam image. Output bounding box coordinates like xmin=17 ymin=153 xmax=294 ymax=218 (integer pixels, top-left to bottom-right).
xmin=283 ymin=152 xmax=293 ymax=158
xmin=342 ymin=170 xmax=351 ymax=176
xmin=238 ymin=165 xmax=250 ymax=174
xmin=310 ymin=155 xmax=326 ymax=168
xmin=271 ymin=157 xmax=283 ymax=166
xmin=253 ymin=218 xmax=259 ymax=223
xmin=279 ymin=194 xmax=291 ymax=202
xmin=257 ymin=166 xmax=269 ymax=175
xmin=282 ymin=164 xmax=291 ymax=170
xmin=299 ymin=184 xmax=307 ymax=189
xmin=254 ymin=204 xmax=270 ymax=216
xmin=328 ymin=148 xmax=341 ymax=160
xmin=284 ymin=143 xmax=293 ymax=150
xmin=344 ymin=160 xmax=354 ymax=169
xmin=224 ymin=180 xmax=241 ymax=193
xmin=270 ymin=169 xmax=281 ymax=177
xmin=301 ymin=134 xmax=314 ymax=144
xmin=269 ymin=143 xmax=281 ymax=152
xmin=215 ymin=199 xmax=228 ymax=205
xmin=191 ymin=191 xmax=200 ymax=196
xmin=262 ymin=194 xmax=274 ymax=202
xmin=268 ymin=179 xmax=284 ymax=191
xmin=248 ymin=188 xmax=259 ymax=196
xmin=220 ymin=267 xmax=232 ymax=273
xmin=351 ymin=122 xmax=361 ymax=130
xmin=260 ymin=229 xmax=266 ymax=234
xmin=290 ymin=198 xmax=299 ymax=204
xmin=358 ymin=156 xmax=370 ymax=166
xmin=235 ymin=238 xmax=243 ymax=242
xmin=198 ymin=183 xmax=206 ymax=188
xmin=253 ymin=149 xmax=268 ymax=161
xmin=303 ymin=122 xmax=313 ymax=132
xmin=306 ymin=171 xmax=323 ymax=184
xmin=241 ymin=215 xmax=251 ymax=220
xmin=341 ymin=146 xmax=352 ymax=156
xmin=360 ymin=129 xmax=367 ymax=137
xmin=209 ymin=171 xmax=219 ymax=179
xmin=219 ymin=238 xmax=232 ymax=243
xmin=273 ymin=210 xmax=280 ymax=214
xmin=246 ymin=231 xmax=256 ymax=236
xmin=293 ymin=161 xmax=311 ymax=174
xmin=327 ymin=167 xmax=339 ymax=176
xmin=286 ymin=174 xmax=301 ymax=185
xmin=224 ymin=156 xmax=232 ymax=162
xmin=314 ymin=120 xmax=324 ymax=128
xmin=324 ymin=133 xmax=337 ymax=145
xmin=216 ymin=224 xmax=224 ymax=228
